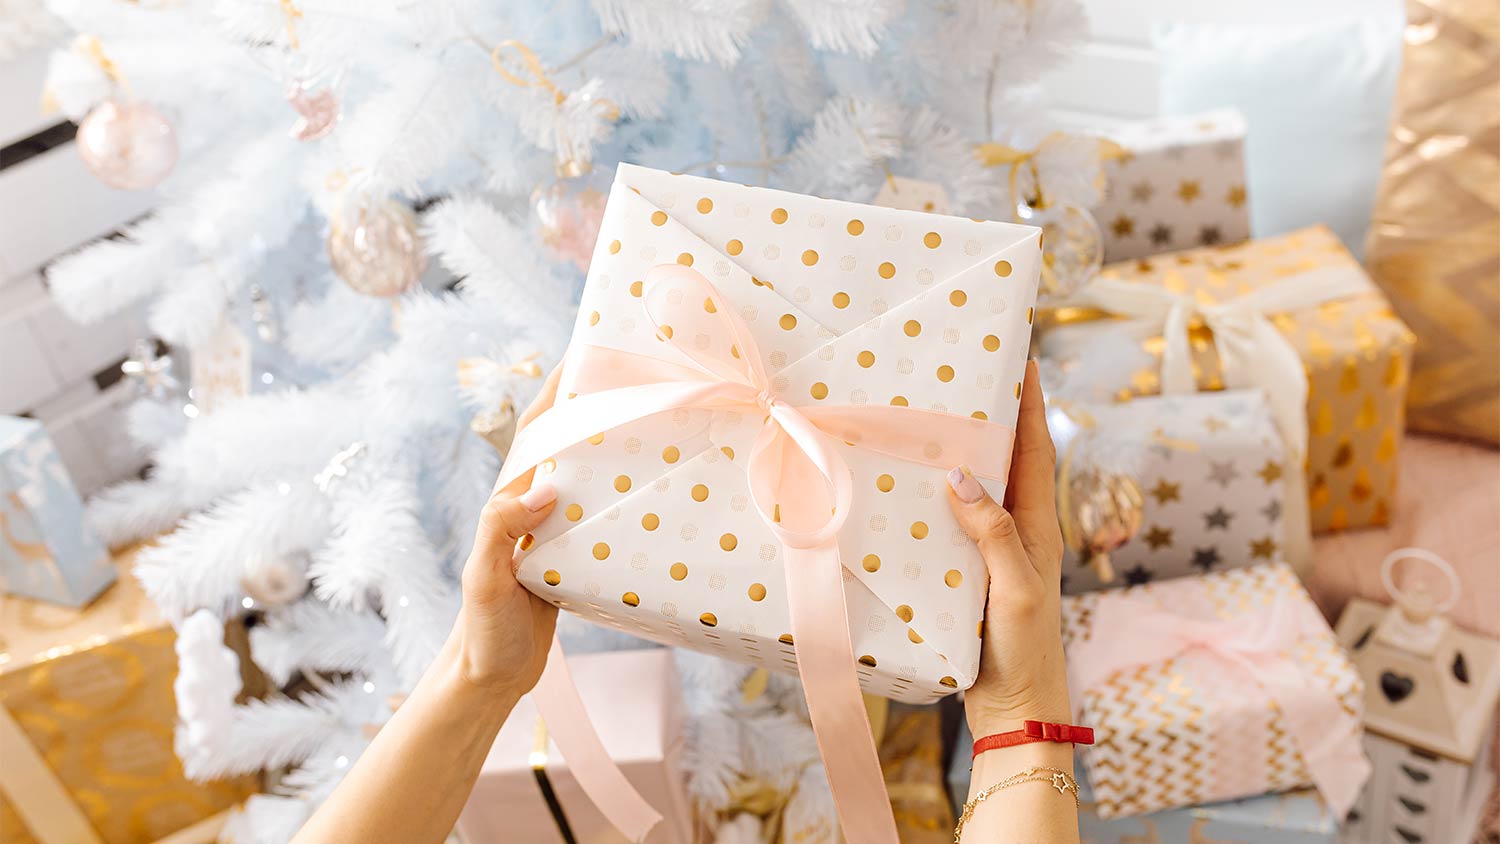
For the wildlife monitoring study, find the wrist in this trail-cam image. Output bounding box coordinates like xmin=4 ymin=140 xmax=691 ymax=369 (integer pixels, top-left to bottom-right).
xmin=436 ymin=627 xmax=524 ymax=715
xmin=964 ymin=685 xmax=1073 ymax=739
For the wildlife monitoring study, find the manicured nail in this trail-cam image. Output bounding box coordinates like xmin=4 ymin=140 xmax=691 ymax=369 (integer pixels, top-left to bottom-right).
xmin=947 ymin=466 xmax=985 ymax=503
xmin=519 ymin=483 xmax=557 ymax=512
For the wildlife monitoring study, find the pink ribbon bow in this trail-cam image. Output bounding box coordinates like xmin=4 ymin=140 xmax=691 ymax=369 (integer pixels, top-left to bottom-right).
xmin=1067 ymin=589 xmax=1371 ymax=817
xmin=498 ymin=264 xmax=1016 ymax=844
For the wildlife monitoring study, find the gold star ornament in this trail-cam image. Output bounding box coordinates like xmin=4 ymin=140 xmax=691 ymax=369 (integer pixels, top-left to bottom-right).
xmin=1250 ymin=536 xmax=1278 ymax=559
xmin=1149 ymin=479 xmax=1181 ymax=505
xmin=1256 ymin=460 xmax=1283 ymax=484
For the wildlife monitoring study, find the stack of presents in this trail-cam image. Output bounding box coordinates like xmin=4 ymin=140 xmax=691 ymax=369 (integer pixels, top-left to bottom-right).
xmin=940 ymin=96 xmax=1500 ymax=843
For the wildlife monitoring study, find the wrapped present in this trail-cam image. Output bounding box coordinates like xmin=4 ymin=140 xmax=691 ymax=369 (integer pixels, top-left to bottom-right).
xmin=878 ymin=704 xmax=954 ymax=844
xmin=1062 ymin=562 xmax=1369 ymax=819
xmin=1365 ymin=0 xmax=1500 ymax=444
xmin=455 ymin=649 xmax=692 ymax=844
xmin=1092 ymin=109 xmax=1251 ymax=262
xmin=1039 ymin=225 xmax=1416 ymax=533
xmin=1334 ymin=550 xmax=1500 ymax=844
xmin=0 ymin=416 xmax=114 ymax=606
xmin=497 ymin=163 xmax=1040 ymax=841
xmin=1079 ymin=776 xmax=1337 ymax=843
xmin=1057 ymin=390 xmax=1309 ymax=593
xmin=0 ymin=555 xmax=257 ymax=844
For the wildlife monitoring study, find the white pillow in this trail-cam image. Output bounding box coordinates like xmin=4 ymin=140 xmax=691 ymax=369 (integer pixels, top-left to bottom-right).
xmin=1152 ymin=9 xmax=1404 ymax=259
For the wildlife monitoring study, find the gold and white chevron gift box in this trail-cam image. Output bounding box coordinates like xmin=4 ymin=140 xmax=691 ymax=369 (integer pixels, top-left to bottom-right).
xmin=1062 ymin=562 xmax=1369 ymax=820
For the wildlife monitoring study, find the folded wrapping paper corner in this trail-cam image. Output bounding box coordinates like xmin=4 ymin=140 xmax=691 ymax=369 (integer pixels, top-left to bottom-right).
xmin=1063 ymin=562 xmax=1369 ymax=819
xmin=499 ymin=164 xmax=1043 ymax=844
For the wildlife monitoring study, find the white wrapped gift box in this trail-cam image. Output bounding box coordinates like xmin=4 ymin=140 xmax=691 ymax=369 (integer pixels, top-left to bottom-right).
xmin=513 ymin=164 xmax=1041 ymax=703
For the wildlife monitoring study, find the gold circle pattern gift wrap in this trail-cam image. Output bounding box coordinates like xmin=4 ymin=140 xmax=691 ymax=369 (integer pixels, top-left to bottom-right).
xmin=1364 ymin=0 xmax=1500 ymax=445
xmin=0 ymin=555 xmax=257 ymax=844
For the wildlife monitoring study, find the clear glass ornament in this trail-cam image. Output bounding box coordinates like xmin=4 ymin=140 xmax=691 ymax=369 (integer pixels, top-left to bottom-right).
xmin=76 ymin=100 xmax=177 ymax=190
xmin=531 ymin=168 xmax=610 ymax=272
xmin=1017 ymin=201 xmax=1103 ymax=300
xmin=327 ymin=198 xmax=425 ymax=298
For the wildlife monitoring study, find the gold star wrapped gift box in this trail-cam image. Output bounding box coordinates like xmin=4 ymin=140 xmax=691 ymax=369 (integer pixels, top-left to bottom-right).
xmin=1091 ymin=109 xmax=1252 ymax=262
xmin=0 ymin=552 xmax=258 ymax=844
xmin=1039 ymin=225 xmax=1415 ymax=533
xmin=1060 ymin=390 xmax=1293 ymax=594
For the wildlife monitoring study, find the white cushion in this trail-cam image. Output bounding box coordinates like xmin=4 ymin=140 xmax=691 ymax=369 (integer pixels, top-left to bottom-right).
xmin=1152 ymin=8 xmax=1404 ymax=259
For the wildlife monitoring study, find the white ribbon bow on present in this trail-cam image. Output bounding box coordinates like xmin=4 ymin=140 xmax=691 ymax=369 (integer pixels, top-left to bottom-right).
xmin=1075 ymin=266 xmax=1373 ymax=459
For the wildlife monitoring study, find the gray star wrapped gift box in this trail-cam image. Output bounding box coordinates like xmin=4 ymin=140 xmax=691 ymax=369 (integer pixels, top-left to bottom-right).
xmin=1092 ymin=108 xmax=1251 ymax=262
xmin=1060 ymin=390 xmax=1305 ymax=594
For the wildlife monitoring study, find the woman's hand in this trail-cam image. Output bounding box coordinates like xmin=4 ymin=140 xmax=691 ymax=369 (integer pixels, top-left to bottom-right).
xmin=450 ymin=365 xmax=564 ymax=700
xmin=946 ymin=359 xmax=1070 ymax=738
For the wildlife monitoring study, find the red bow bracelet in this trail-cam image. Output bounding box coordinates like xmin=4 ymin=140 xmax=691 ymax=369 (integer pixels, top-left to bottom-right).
xmin=972 ymin=721 xmax=1095 ymax=759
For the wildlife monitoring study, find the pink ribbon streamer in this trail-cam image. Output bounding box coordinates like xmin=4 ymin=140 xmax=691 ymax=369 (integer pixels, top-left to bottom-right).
xmin=499 ymin=264 xmax=1016 ymax=843
xmin=1066 ymin=589 xmax=1371 ymax=817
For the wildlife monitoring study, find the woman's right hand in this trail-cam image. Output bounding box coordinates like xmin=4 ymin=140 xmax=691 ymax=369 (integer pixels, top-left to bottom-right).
xmin=945 ymin=359 xmax=1071 ymax=738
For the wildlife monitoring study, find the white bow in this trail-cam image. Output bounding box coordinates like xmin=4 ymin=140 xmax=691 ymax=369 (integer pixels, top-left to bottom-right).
xmin=1077 ymin=266 xmax=1373 ymax=459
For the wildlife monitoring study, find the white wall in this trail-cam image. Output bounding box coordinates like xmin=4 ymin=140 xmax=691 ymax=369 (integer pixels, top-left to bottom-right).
xmin=1042 ymin=0 xmax=1378 ymax=127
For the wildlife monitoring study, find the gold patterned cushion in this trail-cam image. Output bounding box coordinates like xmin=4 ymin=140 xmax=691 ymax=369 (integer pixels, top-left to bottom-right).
xmin=1365 ymin=0 xmax=1500 ymax=444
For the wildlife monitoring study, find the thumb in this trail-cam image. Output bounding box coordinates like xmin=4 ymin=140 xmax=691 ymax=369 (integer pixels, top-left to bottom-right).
xmin=465 ymin=480 xmax=556 ymax=604
xmin=945 ymin=466 xmax=1035 ymax=595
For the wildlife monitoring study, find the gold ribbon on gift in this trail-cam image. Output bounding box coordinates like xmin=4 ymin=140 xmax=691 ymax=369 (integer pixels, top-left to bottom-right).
xmin=975 ymin=134 xmax=1129 ymax=219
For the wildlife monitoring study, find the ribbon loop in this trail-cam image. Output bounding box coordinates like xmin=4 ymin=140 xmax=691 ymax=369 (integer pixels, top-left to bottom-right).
xmin=1076 ymin=266 xmax=1374 ymax=459
xmin=498 ymin=262 xmax=1023 ymax=844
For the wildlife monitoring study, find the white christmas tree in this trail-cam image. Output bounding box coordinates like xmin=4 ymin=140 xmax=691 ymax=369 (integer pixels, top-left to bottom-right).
xmin=35 ymin=1 xmax=1098 ymax=838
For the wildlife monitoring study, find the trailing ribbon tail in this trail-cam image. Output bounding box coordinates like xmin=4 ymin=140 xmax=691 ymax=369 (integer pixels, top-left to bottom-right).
xmin=498 ymin=263 xmax=1018 ymax=844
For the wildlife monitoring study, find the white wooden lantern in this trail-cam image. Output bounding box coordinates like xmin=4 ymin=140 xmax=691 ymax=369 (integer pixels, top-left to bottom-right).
xmin=1335 ymin=549 xmax=1499 ymax=844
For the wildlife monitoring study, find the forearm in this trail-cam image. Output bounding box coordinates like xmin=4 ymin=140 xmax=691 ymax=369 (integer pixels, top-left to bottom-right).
xmin=292 ymin=631 xmax=515 ymax=844
xmin=959 ymin=741 xmax=1080 ymax=844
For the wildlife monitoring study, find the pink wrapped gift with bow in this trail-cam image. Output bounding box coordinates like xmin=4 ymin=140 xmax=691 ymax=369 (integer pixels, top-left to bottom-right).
xmin=496 ymin=164 xmax=1042 ymax=843
xmin=1062 ymin=562 xmax=1370 ymax=819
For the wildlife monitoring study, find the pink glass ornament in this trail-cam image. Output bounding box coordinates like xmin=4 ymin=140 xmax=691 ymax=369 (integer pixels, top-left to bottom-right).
xmin=285 ymin=78 xmax=339 ymax=142
xmin=327 ymin=199 xmax=426 ymax=298
xmin=76 ymin=100 xmax=177 ymax=190
xmin=532 ymin=172 xmax=610 ymax=272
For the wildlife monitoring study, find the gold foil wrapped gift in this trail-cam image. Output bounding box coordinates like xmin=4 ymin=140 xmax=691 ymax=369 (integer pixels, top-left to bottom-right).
xmin=0 ymin=556 xmax=257 ymax=844
xmin=1364 ymin=0 xmax=1500 ymax=444
xmin=1038 ymin=225 xmax=1416 ymax=533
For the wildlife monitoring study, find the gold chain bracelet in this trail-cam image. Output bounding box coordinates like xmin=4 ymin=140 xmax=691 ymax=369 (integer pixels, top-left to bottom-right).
xmin=952 ymin=765 xmax=1080 ymax=843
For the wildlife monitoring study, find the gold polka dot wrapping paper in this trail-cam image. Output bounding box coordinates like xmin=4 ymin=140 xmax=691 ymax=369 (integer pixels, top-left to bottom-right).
xmin=516 ymin=164 xmax=1042 ymax=705
xmin=1038 ymin=225 xmax=1415 ymax=534
xmin=0 ymin=553 xmax=257 ymax=844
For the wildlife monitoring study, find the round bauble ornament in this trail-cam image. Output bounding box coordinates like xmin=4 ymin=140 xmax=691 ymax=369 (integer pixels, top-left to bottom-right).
xmin=285 ymin=78 xmax=339 ymax=142
xmin=1017 ymin=201 xmax=1102 ymax=300
xmin=327 ymin=199 xmax=425 ymax=297
xmin=531 ymin=169 xmax=610 ymax=272
xmin=76 ymin=100 xmax=178 ymax=190
xmin=1059 ymin=466 xmax=1145 ymax=584
xmin=240 ymin=554 xmax=310 ymax=608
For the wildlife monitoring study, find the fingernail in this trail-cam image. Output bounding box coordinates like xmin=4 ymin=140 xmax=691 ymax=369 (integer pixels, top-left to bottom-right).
xmin=519 ymin=483 xmax=557 ymax=512
xmin=947 ymin=466 xmax=985 ymax=503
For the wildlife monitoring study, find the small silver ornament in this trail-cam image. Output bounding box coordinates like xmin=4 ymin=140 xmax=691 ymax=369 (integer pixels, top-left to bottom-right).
xmin=121 ymin=338 xmax=181 ymax=399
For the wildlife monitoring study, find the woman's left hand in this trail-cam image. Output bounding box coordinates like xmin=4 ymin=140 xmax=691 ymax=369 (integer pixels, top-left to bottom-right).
xmin=451 ymin=365 xmax=563 ymax=700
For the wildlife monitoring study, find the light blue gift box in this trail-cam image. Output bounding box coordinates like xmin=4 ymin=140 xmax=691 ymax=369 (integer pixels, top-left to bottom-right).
xmin=947 ymin=722 xmax=1337 ymax=843
xmin=0 ymin=416 xmax=114 ymax=606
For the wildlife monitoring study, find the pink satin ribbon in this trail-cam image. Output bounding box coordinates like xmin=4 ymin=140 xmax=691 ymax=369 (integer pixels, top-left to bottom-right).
xmin=498 ymin=264 xmax=1016 ymax=843
xmin=1067 ymin=589 xmax=1371 ymax=817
